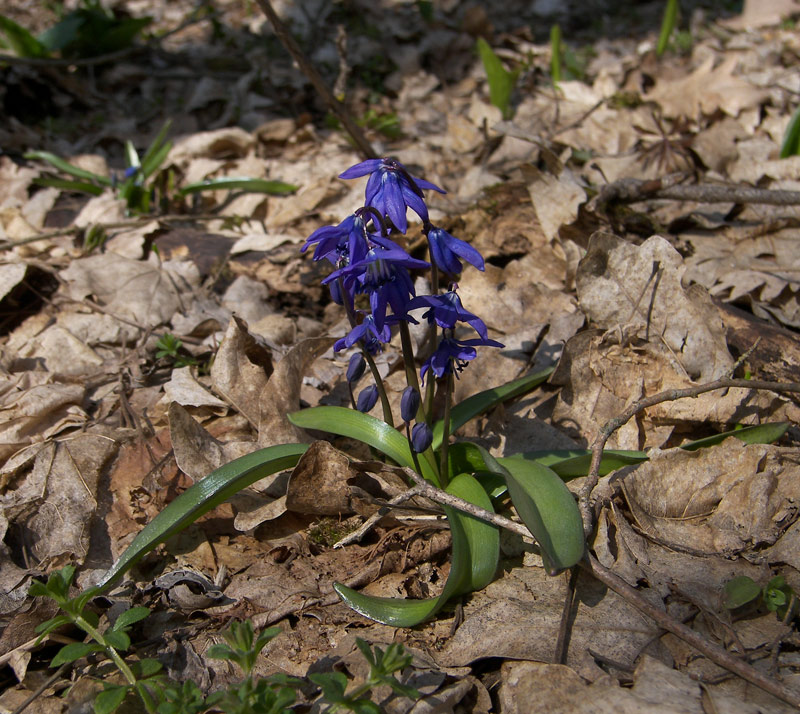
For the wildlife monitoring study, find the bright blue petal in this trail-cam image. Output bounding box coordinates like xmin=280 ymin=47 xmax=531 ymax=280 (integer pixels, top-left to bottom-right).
xmin=339 ymin=159 xmax=383 ymax=179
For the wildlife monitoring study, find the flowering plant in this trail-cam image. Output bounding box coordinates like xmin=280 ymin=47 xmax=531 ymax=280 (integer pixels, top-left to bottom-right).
xmin=89 ymin=157 xmax=586 ymax=628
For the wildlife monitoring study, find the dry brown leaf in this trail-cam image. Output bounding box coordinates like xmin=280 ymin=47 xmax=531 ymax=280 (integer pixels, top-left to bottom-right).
xmin=285 ymin=440 xmax=355 ymax=516
xmin=524 ymin=164 xmax=586 ymax=243
xmin=163 ymin=367 xmax=228 ymax=413
xmin=0 ymin=262 xmax=27 ymax=302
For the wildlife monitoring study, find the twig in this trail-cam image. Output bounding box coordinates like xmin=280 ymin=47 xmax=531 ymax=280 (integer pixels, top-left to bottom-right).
xmin=0 ymin=46 xmax=141 ymax=68
xmin=578 ymin=378 xmax=800 ymax=537
xmin=10 ymin=663 xmax=70 ymax=714
xmin=253 ymin=0 xmax=376 ymax=159
xmin=583 ymin=555 xmax=800 ymax=709
xmin=334 ymin=485 xmax=427 ymax=548
xmin=554 ymin=567 xmax=579 ymax=664
xmin=594 ymin=177 xmax=800 ymax=207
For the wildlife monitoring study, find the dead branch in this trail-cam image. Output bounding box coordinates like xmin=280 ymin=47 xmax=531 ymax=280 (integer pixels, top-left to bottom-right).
xmin=253 ymin=0 xmax=376 ymax=160
xmin=594 ymin=177 xmax=800 ymax=207
xmin=578 ymin=378 xmax=800 ymax=537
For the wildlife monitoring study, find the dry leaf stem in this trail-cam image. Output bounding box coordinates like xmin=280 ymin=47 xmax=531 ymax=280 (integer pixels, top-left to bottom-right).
xmin=253 ymin=0 xmax=376 ymax=159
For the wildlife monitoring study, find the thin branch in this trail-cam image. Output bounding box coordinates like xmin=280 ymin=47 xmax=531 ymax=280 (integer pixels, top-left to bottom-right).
xmin=578 ymin=378 xmax=800 ymax=537
xmin=253 ymin=0 xmax=376 ymax=159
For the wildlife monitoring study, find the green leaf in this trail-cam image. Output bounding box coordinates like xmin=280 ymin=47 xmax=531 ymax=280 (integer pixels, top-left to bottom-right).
xmin=780 ymin=106 xmax=800 ymax=158
xmin=309 ymin=671 xmax=348 ymax=702
xmin=38 ymin=14 xmax=84 ymax=52
xmin=140 ymin=121 xmax=172 ymax=178
xmin=513 ymin=449 xmax=648 ymax=480
xmin=112 ymin=605 xmax=151 ymax=631
xmin=476 ymin=37 xmax=517 ymax=119
xmin=179 ymin=177 xmax=298 ymax=196
xmin=103 ymin=630 xmax=130 ymax=651
xmin=25 ymin=151 xmax=112 ymax=185
xmin=124 ymin=140 xmax=140 ymax=171
xmin=35 ymin=614 xmax=73 ymax=636
xmin=0 ymin=15 xmax=49 ymax=57
xmin=94 ymin=685 xmax=129 ymax=714
xmin=550 ymin=24 xmax=562 ymax=84
xmin=93 ymin=443 xmax=307 ymax=593
xmin=493 ymin=455 xmax=585 ymax=574
xmin=680 ymin=422 xmax=790 ymax=451
xmin=333 ymin=473 xmax=498 ymax=626
xmin=433 ymin=367 xmax=553 ymax=451
xmin=657 ymin=0 xmax=679 ymax=57
xmin=133 ymin=658 xmax=163 ymax=678
xmin=33 ymin=176 xmax=106 ymax=196
xmin=289 ymin=406 xmax=439 ymax=485
xmin=51 ymin=641 xmax=102 ymax=666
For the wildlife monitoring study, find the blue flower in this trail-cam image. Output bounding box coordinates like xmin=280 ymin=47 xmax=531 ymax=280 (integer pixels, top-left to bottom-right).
xmin=301 ymin=214 xmax=369 ymax=266
xmin=326 ymin=245 xmax=429 ymax=329
xmin=427 ymin=226 xmax=484 ymax=275
xmin=333 ymin=313 xmax=391 ymax=353
xmin=406 ymin=290 xmax=489 ymax=340
xmin=421 ymin=336 xmax=504 ymax=382
xmin=339 ymin=158 xmax=445 ymax=233
xmin=356 ymin=385 xmax=379 ymax=412
xmin=410 ymin=422 xmax=433 ymax=452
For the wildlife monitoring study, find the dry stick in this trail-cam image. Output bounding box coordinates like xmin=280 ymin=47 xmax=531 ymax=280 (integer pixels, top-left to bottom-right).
xmin=595 ymin=178 xmax=800 ymax=206
xmin=583 ymin=555 xmax=800 ymax=709
xmin=578 ymin=378 xmax=800 ymax=537
xmin=253 ymin=0 xmax=376 ymax=160
xmin=395 ymin=467 xmax=800 ymax=708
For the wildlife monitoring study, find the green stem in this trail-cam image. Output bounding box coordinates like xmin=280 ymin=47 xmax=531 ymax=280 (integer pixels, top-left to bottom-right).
xmin=438 ymin=371 xmax=453 ymax=488
xmin=423 ymin=264 xmax=440 ymax=423
xmin=405 ymin=423 xmax=424 ymax=476
xmin=363 ymin=349 xmax=394 ymax=428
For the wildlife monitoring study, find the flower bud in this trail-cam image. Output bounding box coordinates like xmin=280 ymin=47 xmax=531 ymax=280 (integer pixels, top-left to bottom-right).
xmin=410 ymin=422 xmax=433 ymax=453
xmin=400 ymin=386 xmax=420 ymax=423
xmin=356 ymin=385 xmax=379 ymax=413
xmin=346 ymin=353 xmax=366 ymax=383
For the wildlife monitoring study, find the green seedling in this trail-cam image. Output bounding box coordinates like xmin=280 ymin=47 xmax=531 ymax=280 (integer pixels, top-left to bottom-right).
xmin=780 ymin=105 xmax=800 ymax=158
xmin=155 ymin=333 xmax=198 ymax=368
xmin=476 ymin=37 xmax=518 ymax=119
xmin=724 ymin=574 xmax=798 ymax=621
xmin=550 ymin=24 xmax=562 ymax=84
xmin=657 ymin=0 xmax=680 ymax=57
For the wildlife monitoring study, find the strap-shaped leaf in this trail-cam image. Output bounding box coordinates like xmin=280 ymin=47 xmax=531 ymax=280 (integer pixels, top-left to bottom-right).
xmin=24 ymin=151 xmax=112 ymax=185
xmin=33 ymin=176 xmax=106 ymax=196
xmin=334 ymin=473 xmax=499 ymax=626
xmin=0 ymin=15 xmax=49 ymax=57
xmin=140 ymin=120 xmax=173 ymax=178
xmin=93 ymin=443 xmax=307 ymax=593
xmin=432 ymin=367 xmax=553 ymax=451
xmin=680 ymin=422 xmax=789 ymax=451
xmin=179 ymin=177 xmax=298 ymax=196
xmin=289 ymin=406 xmax=439 ymax=486
xmin=497 ymin=456 xmax=584 ymax=574
xmin=512 ymin=449 xmax=647 ymax=479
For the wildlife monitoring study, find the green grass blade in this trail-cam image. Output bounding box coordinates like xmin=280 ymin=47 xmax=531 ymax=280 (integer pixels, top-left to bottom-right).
xmin=680 ymin=422 xmax=789 ymax=451
xmin=93 ymin=443 xmax=307 ymax=593
xmin=25 ymin=151 xmax=112 ymax=185
xmin=334 ymin=473 xmax=498 ymax=626
xmin=33 ymin=177 xmax=106 ymax=196
xmin=511 ymin=449 xmax=648 ymax=480
xmin=179 ymin=177 xmax=298 ymax=196
xmin=656 ymin=0 xmax=679 ymax=57
xmin=780 ymin=106 xmax=800 ymax=158
xmin=0 ymin=14 xmax=49 ymax=57
xmin=476 ymin=37 xmax=517 ymax=119
xmin=140 ymin=120 xmax=172 ymax=177
xmin=550 ymin=24 xmax=562 ymax=84
xmin=289 ymin=406 xmax=439 ymax=485
xmin=432 ymin=367 xmax=553 ymax=451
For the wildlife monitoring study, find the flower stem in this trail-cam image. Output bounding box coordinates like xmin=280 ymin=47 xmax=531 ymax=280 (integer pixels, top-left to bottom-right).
xmin=405 ymin=423 xmax=424 ymax=475
xmin=438 ymin=371 xmax=454 ymax=488
xmin=362 ymin=348 xmax=394 ymax=428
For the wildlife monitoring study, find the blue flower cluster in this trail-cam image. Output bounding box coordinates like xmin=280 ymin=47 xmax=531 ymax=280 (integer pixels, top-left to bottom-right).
xmin=302 ymin=157 xmax=502 ymax=387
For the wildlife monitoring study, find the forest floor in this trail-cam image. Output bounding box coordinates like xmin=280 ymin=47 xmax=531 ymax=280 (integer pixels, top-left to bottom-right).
xmin=2 ymin=0 xmax=800 ymax=712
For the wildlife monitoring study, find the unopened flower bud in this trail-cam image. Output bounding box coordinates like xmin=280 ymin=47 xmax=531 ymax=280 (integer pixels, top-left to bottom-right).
xmin=400 ymin=386 xmax=420 ymax=423
xmin=346 ymin=353 xmax=366 ymax=383
xmin=411 ymin=422 xmax=433 ymax=453
xmin=356 ymin=385 xmax=379 ymax=413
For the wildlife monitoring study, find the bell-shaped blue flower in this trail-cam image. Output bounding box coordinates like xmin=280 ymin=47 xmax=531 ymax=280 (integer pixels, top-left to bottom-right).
xmin=427 ymin=226 xmax=485 ymax=275
xmin=301 ymin=214 xmax=369 ymax=266
xmin=339 ymin=158 xmax=445 ymax=233
xmin=421 ymin=336 xmax=504 ymax=382
xmin=356 ymin=385 xmax=379 ymax=413
xmin=406 ymin=290 xmax=489 ymax=340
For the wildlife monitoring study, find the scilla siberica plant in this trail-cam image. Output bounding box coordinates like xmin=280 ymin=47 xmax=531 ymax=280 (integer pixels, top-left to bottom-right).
xmin=89 ymin=157 xmax=585 ymax=629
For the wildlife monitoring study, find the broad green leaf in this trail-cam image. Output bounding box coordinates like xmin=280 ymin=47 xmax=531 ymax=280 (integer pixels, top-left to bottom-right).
xmin=476 ymin=37 xmax=517 ymax=119
xmin=723 ymin=576 xmax=761 ymax=609
xmin=488 ymin=453 xmax=584 ymax=574
xmin=33 ymin=177 xmax=106 ymax=196
xmin=0 ymin=15 xmax=49 ymax=57
xmin=780 ymin=106 xmax=800 ymax=158
xmin=103 ymin=630 xmax=130 ymax=652
xmin=179 ymin=177 xmax=298 ymax=196
xmin=657 ymin=0 xmax=679 ymax=57
xmin=93 ymin=443 xmax=307 ymax=593
xmin=512 ymin=449 xmax=647 ymax=479
xmin=433 ymin=367 xmax=553 ymax=451
xmin=334 ymin=474 xmax=498 ymax=626
xmin=133 ymin=658 xmax=162 ymax=678
xmin=94 ymin=685 xmax=128 ymax=714
xmin=51 ymin=642 xmax=102 ymax=666
xmin=25 ymin=151 xmax=112 ymax=185
xmin=289 ymin=406 xmax=439 ymax=485
xmin=112 ymin=606 xmax=150 ymax=631
xmin=38 ymin=14 xmax=84 ymax=52
xmin=680 ymin=422 xmax=789 ymax=451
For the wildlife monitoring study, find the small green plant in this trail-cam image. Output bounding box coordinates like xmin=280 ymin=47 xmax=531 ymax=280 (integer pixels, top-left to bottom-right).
xmin=656 ymin=0 xmax=680 ymax=57
xmin=0 ymin=0 xmax=151 ymax=60
xmin=476 ymin=37 xmax=518 ymax=119
xmin=155 ymin=333 xmax=199 ymax=369
xmin=550 ymin=24 xmax=562 ymax=85
xmin=25 ymin=121 xmax=297 ymax=215
xmin=549 ymin=25 xmax=594 ymax=84
xmin=780 ymin=105 xmax=800 ymax=158
xmin=724 ymin=574 xmax=799 ymax=621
